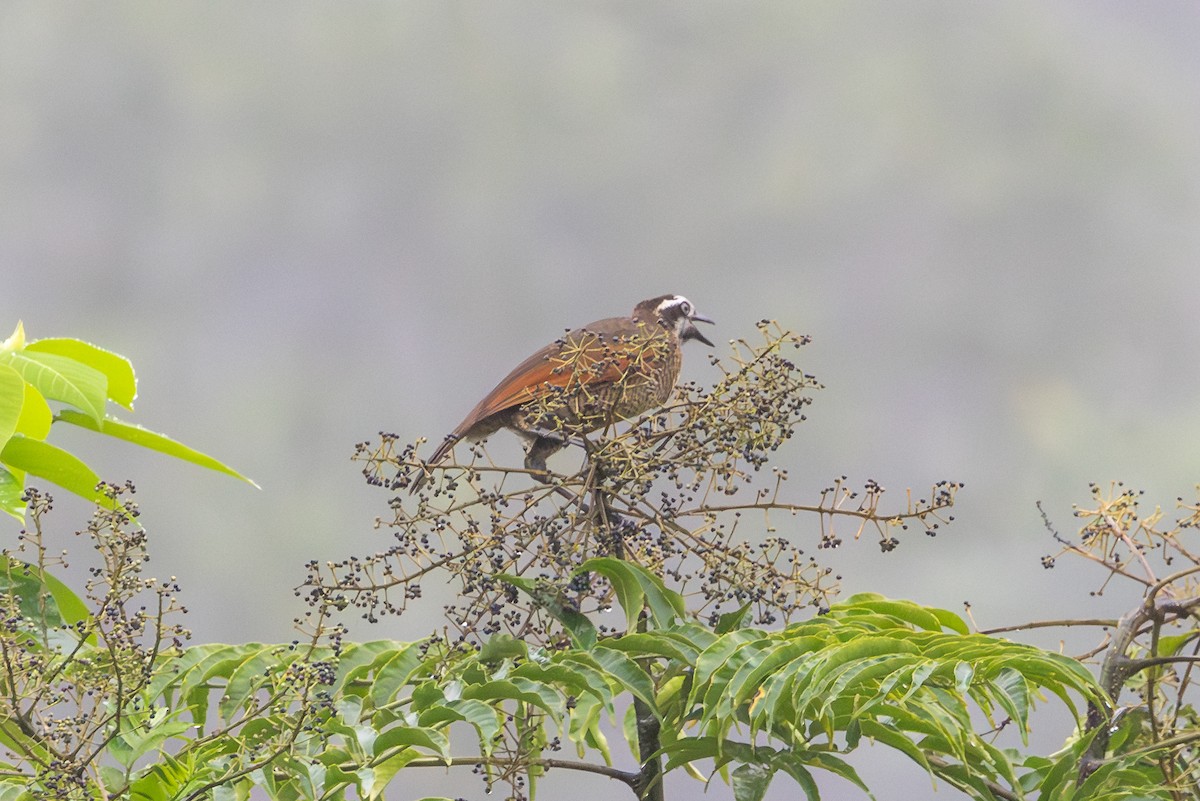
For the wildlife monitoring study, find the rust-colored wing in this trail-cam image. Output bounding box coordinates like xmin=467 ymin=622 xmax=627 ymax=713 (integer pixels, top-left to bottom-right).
xmin=428 ymin=316 xmax=665 ymax=464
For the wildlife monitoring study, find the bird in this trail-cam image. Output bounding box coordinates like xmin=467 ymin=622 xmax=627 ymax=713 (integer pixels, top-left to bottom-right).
xmin=412 ymin=294 xmax=714 ymax=491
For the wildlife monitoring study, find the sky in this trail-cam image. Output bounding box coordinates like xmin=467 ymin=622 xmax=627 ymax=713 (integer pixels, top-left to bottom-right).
xmin=3 ymin=3 xmax=1199 ymax=798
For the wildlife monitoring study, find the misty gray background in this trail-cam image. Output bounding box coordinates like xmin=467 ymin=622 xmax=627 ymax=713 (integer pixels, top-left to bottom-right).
xmin=3 ymin=3 xmax=1199 ymax=799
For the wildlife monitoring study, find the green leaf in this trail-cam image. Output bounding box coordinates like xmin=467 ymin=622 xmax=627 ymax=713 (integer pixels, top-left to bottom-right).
xmin=366 ymin=750 xmax=421 ymax=800
xmin=335 ymin=639 xmax=403 ymax=692
xmin=2 ymin=350 xmax=106 ymax=422
xmin=566 ymin=692 xmax=611 ymax=761
xmin=588 ymin=646 xmax=657 ymax=714
xmin=0 ymin=365 xmax=22 ymax=452
xmin=498 ymin=573 xmax=597 ymax=648
xmin=716 ymin=603 xmax=752 ymax=634
xmin=27 ymin=338 xmax=137 ymax=409
xmin=110 ymin=708 xmax=191 ymax=769
xmin=858 ymin=718 xmax=932 ymax=775
xmin=0 ymin=434 xmax=107 ymax=506
xmin=479 ymin=632 xmax=527 ymax=662
xmin=371 ymin=726 xmax=450 ymax=759
xmin=954 ymin=660 xmax=974 ymax=692
xmin=367 ymin=641 xmax=427 ymax=707
xmin=0 ymin=557 xmax=87 ymax=651
xmin=732 ymin=762 xmax=773 ymax=801
xmin=689 ymin=629 xmax=765 ymax=710
xmin=596 ymin=632 xmax=694 ymax=664
xmin=462 ymin=679 xmax=563 ymax=715
xmin=56 ymin=411 xmax=258 ymax=487
xmin=660 ymin=735 xmax=725 ymax=772
xmin=837 ymin=596 xmax=950 ymax=632
xmin=418 ymin=698 xmax=501 ymax=752
xmin=0 ymin=467 xmax=24 ymax=521
xmin=165 ymin=643 xmax=271 ymax=728
xmin=578 ymin=557 xmax=685 ymax=630
xmin=219 ymin=645 xmax=284 ymax=719
xmin=511 ymin=660 xmax=611 ymax=703
xmin=990 ymin=667 xmax=1032 ymax=740
xmin=15 ymin=382 xmax=52 ymax=440
xmin=35 ymin=562 xmax=94 ymax=644
xmin=801 ymin=751 xmax=872 ymax=796
xmin=147 ymin=642 xmax=239 ymax=702
xmin=1154 ymin=630 xmax=1197 ymax=658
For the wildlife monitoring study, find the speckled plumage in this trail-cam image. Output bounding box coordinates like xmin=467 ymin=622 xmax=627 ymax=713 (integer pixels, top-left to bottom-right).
xmin=414 ymin=295 xmax=713 ymax=489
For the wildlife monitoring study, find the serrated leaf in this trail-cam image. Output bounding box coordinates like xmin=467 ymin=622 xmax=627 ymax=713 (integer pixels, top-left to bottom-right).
xmin=56 ymin=411 xmax=258 ymax=487
xmin=27 ymin=338 xmax=137 ymax=409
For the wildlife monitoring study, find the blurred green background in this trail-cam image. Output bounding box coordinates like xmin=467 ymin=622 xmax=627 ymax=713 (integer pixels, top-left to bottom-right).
xmin=3 ymin=2 xmax=1199 ymax=797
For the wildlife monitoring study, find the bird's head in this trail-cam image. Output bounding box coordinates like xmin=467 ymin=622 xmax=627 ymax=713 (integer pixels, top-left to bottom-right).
xmin=637 ymin=294 xmax=715 ymax=347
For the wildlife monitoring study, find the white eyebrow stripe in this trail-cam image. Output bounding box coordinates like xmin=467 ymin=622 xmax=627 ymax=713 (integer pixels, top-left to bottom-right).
xmin=656 ymin=295 xmax=689 ymax=315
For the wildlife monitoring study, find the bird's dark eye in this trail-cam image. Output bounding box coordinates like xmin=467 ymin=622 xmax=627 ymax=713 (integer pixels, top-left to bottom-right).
xmin=680 ymin=301 xmax=692 ymax=316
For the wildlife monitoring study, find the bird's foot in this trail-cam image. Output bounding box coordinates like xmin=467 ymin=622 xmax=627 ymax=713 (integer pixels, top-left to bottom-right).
xmin=525 ymin=427 xmax=590 ymax=451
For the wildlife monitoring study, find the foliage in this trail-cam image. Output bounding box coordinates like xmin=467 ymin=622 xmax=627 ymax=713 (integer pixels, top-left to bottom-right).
xmin=0 ymin=321 xmax=254 ymax=521
xmin=0 ymin=486 xmax=339 ymax=800
xmin=2 ymin=320 xmax=1196 ymax=801
xmin=1027 ymin=483 xmax=1200 ymax=798
xmin=0 ymin=493 xmax=1105 ymax=801
xmin=311 ymin=323 xmax=960 ymax=644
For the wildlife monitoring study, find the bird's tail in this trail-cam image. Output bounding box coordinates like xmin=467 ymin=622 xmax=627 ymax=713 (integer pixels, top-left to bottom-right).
xmin=409 ymin=435 xmax=458 ymax=494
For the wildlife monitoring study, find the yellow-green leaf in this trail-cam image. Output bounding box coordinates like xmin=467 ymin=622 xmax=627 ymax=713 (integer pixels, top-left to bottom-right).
xmin=28 ymin=338 xmax=137 ymax=410
xmin=0 ymin=365 xmax=22 ymax=450
xmin=0 ymin=467 xmax=24 ymax=521
xmin=56 ymin=411 xmax=258 ymax=487
xmin=16 ymin=381 xmax=52 ymax=440
xmin=0 ymin=434 xmax=107 ymax=506
xmin=3 ymin=351 xmax=106 ymax=422
xmin=0 ymin=321 xmax=25 ymax=353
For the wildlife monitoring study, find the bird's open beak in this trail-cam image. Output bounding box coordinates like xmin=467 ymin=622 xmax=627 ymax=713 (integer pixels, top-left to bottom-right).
xmin=683 ymin=313 xmax=715 ymax=347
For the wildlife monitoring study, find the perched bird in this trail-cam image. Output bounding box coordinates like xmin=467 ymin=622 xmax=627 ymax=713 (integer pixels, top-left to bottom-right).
xmin=413 ymin=294 xmax=714 ymax=490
